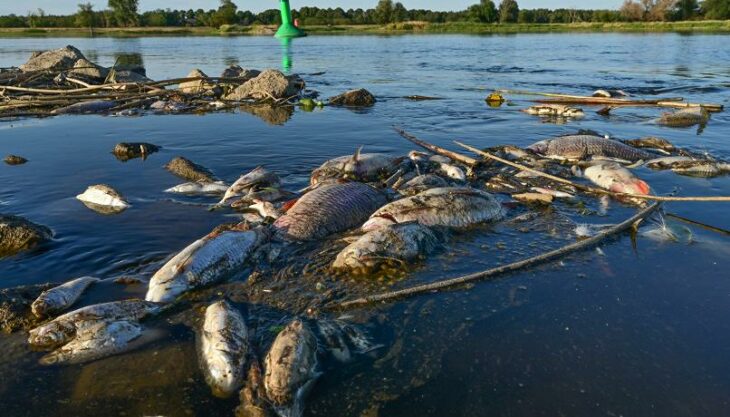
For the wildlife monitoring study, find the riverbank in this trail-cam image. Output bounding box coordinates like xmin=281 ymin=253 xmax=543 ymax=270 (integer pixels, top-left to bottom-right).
xmin=0 ymin=20 xmax=728 ymax=37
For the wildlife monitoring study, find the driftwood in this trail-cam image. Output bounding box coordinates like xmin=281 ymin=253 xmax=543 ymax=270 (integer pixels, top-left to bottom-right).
xmin=331 ymin=202 xmax=661 ymax=309
xmin=395 ymin=127 xmax=478 ymax=166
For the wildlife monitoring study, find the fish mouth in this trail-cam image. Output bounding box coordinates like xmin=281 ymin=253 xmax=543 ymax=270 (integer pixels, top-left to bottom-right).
xmin=609 ymin=179 xmax=651 ymax=195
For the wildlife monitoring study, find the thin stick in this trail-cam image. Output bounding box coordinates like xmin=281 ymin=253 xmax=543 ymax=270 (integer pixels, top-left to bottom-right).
xmin=394 ymin=127 xmax=478 ymax=166
xmin=666 ymin=212 xmax=730 ymax=236
xmin=454 ymin=140 xmax=730 ymax=202
xmin=331 ymin=202 xmax=661 ymax=309
xmin=537 ymin=98 xmax=723 ymax=112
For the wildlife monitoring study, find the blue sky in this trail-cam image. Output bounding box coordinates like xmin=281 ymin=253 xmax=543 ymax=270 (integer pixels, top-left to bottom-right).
xmin=3 ymin=1 xmax=624 ymax=15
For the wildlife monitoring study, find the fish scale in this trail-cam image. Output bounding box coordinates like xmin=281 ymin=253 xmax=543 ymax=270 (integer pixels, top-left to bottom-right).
xmin=532 ymin=135 xmax=655 ymax=162
xmin=273 ymin=182 xmax=387 ymax=241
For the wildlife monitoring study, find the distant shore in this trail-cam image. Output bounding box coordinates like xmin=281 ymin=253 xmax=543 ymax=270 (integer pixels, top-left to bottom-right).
xmin=0 ymin=20 xmax=728 ymax=37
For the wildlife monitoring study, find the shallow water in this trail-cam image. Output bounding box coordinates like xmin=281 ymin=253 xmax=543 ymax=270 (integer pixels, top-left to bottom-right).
xmin=1 ymin=34 xmax=729 ymax=417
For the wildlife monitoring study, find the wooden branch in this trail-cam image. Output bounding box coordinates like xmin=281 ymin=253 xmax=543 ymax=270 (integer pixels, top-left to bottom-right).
xmin=394 ymin=127 xmax=478 ymax=166
xmin=331 ymin=202 xmax=661 ymax=309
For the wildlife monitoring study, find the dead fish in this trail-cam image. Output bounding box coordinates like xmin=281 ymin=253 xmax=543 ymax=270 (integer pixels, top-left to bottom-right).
xmin=310 ymin=149 xmax=404 ymax=185
xmin=316 ymin=320 xmax=351 ymax=363
xmin=671 ymin=161 xmax=730 ymax=178
xmin=408 ymin=151 xmax=429 ymax=163
xmin=165 ymin=156 xmax=218 ymax=183
xmin=623 ymin=137 xmax=676 ymax=153
xmin=146 ymin=227 xmax=267 ymax=303
xmin=39 ymin=320 xmax=142 ymax=365
xmin=529 ymin=187 xmax=575 ymax=199
xmin=31 ymin=276 xmax=100 ymax=318
xmin=28 ymin=299 xmax=160 ymax=349
xmin=593 ymin=89 xmax=628 ymax=98
xmin=165 ymin=181 xmax=229 ymax=195
xmin=398 ymin=174 xmax=449 ymax=196
xmin=201 ymin=300 xmax=249 ymax=398
xmin=583 ymin=162 xmax=651 ymax=195
xmin=523 ymin=104 xmax=584 ymax=117
xmin=528 ymin=135 xmax=654 ymax=162
xmin=273 ymin=182 xmax=387 ymax=241
xmin=51 ymin=100 xmax=119 ymax=115
xmin=332 ymin=222 xmax=438 ymax=272
xmin=112 ymin=142 xmax=160 ymax=161
xmin=264 ymin=320 xmax=319 ymax=417
xmin=645 ymin=156 xmax=697 ymax=169
xmin=436 ymin=162 xmax=466 ymax=181
xmin=248 ymin=200 xmax=284 ymax=220
xmin=362 ymin=187 xmax=504 ymax=231
xmin=658 ymin=107 xmax=709 ymax=127
xmin=76 ymin=184 xmax=130 ymax=212
xmin=219 ymin=167 xmax=281 ymax=205
xmin=428 ymin=155 xmax=451 ymax=164
xmin=230 ymin=188 xmax=296 ymax=209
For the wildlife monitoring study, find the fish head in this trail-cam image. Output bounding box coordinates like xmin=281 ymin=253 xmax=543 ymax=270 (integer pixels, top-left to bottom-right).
xmin=145 ymin=276 xmax=186 ymax=303
xmin=30 ymin=297 xmax=51 ymax=318
xmin=609 ymin=179 xmax=651 ymax=196
xmin=28 ymin=321 xmax=76 ymax=348
xmin=527 ymin=140 xmax=549 ymax=154
xmin=361 ymin=215 xmax=397 ymax=232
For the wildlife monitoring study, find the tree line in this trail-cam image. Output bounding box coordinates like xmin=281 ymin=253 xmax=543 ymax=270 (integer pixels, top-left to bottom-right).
xmin=1 ymin=0 xmax=728 ymax=29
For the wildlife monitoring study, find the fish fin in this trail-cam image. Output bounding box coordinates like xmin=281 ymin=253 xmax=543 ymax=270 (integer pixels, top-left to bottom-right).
xmin=281 ymin=198 xmax=299 ymax=212
xmin=352 ymin=146 xmax=363 ymax=164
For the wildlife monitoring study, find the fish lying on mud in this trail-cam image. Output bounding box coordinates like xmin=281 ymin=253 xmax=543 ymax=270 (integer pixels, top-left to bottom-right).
xmin=362 ymin=187 xmax=504 ymax=232
xmin=397 ymin=174 xmax=449 ymax=196
xmin=39 ymin=320 xmax=143 ymax=365
xmin=273 ymin=182 xmax=387 ymax=241
xmin=333 ymin=222 xmax=439 ymax=272
xmin=658 ymin=107 xmax=709 ymax=127
xmin=528 ymin=135 xmax=654 ymax=162
xmin=219 ymin=167 xmax=282 ymax=205
xmin=523 ymin=104 xmax=584 ymax=117
xmin=310 ymin=149 xmax=404 ymax=185
xmin=31 ymin=276 xmax=100 ymax=318
xmin=51 ymin=100 xmax=119 ymax=115
xmin=76 ymin=184 xmax=130 ymax=212
xmin=264 ymin=320 xmax=319 ymax=417
xmin=146 ymin=226 xmax=268 ymax=303
xmin=28 ymin=299 xmax=160 ymax=349
xmin=200 ymin=301 xmax=249 ymax=398
xmin=583 ymin=162 xmax=651 ymax=195
xmin=165 ymin=181 xmax=229 ymax=195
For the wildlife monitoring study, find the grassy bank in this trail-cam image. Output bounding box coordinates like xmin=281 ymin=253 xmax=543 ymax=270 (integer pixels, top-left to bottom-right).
xmin=0 ymin=20 xmax=728 ymax=37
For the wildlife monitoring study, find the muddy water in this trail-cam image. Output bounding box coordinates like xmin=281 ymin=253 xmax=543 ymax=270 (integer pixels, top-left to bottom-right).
xmin=1 ymin=34 xmax=729 ymax=417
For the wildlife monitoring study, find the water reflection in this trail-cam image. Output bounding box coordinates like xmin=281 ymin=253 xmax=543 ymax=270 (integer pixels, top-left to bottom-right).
xmin=280 ymin=37 xmax=293 ymax=73
xmin=238 ymin=103 xmax=293 ymax=125
xmin=113 ymin=52 xmax=145 ymax=74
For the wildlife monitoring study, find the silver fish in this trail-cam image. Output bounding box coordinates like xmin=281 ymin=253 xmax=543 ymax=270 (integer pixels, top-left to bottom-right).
xmin=398 ymin=174 xmax=449 ymax=196
xmin=658 ymin=107 xmax=709 ymax=127
xmin=671 ymin=161 xmax=730 ymax=178
xmin=200 ymin=300 xmax=249 ymax=398
xmin=219 ymin=167 xmax=281 ymax=205
xmin=584 ymin=163 xmax=651 ymax=195
xmin=310 ymin=149 xmax=403 ymax=185
xmin=436 ymin=162 xmax=466 ymax=181
xmin=623 ymin=137 xmax=676 ymax=153
xmin=333 ymin=222 xmax=438 ymax=272
xmin=28 ymin=299 xmax=160 ymax=349
xmin=273 ymin=182 xmax=387 ymax=241
xmin=528 ymin=135 xmax=654 ymax=162
xmin=51 ymin=100 xmax=119 ymax=115
xmin=146 ymin=227 xmax=267 ymax=303
xmin=230 ymin=188 xmax=296 ymax=209
xmin=362 ymin=187 xmax=504 ymax=231
xmin=31 ymin=276 xmax=100 ymax=318
xmin=645 ymin=156 xmax=697 ymax=169
xmin=593 ymin=89 xmax=628 ymax=98
xmin=165 ymin=181 xmax=229 ymax=195
xmin=76 ymin=184 xmax=130 ymax=211
xmin=264 ymin=320 xmax=319 ymax=417
xmin=39 ymin=320 xmax=142 ymax=365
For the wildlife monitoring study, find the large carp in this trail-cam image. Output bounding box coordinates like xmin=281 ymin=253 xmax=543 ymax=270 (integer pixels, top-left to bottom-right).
xmin=31 ymin=276 xmax=100 ymax=318
xmin=146 ymin=227 xmax=268 ymax=303
xmin=528 ymin=135 xmax=654 ymax=162
xmin=362 ymin=187 xmax=504 ymax=231
xmin=332 ymin=222 xmax=439 ymax=272
xmin=28 ymin=299 xmax=160 ymax=349
xmin=264 ymin=320 xmax=319 ymax=417
xmin=273 ymin=182 xmax=387 ymax=241
xmin=200 ymin=301 xmax=249 ymax=398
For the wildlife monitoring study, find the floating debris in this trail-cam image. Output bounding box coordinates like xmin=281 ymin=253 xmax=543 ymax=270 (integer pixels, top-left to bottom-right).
xmin=523 ymin=104 xmax=584 ymax=118
xmin=165 ymin=181 xmax=230 ymax=195
xmin=3 ymin=155 xmax=28 ymax=165
xmin=113 ymin=142 xmax=160 ymax=161
xmin=76 ymin=184 xmax=130 ymax=213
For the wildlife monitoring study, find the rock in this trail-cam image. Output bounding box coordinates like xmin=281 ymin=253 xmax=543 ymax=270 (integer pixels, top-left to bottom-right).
xmin=113 ymin=142 xmax=160 ymax=161
xmin=225 ymin=69 xmax=304 ymax=101
xmin=164 ymin=156 xmax=218 ymax=182
xmin=179 ymin=69 xmax=209 ymax=94
xmin=513 ymin=193 xmax=554 ymax=205
xmin=110 ymin=70 xmax=152 ymax=84
xmin=328 ymin=88 xmax=376 ymax=107
xmin=4 ymin=155 xmax=27 ymax=165
xmin=0 ymin=215 xmax=52 ymax=257
xmin=221 ymin=65 xmax=261 ymax=81
xmin=0 ymin=283 xmax=54 ymax=333
xmin=19 ymin=45 xmax=85 ymax=72
xmin=68 ymin=58 xmax=109 ymax=80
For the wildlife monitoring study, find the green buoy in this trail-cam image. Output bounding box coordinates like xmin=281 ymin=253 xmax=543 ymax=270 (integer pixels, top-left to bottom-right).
xmin=275 ymin=0 xmax=306 ymax=38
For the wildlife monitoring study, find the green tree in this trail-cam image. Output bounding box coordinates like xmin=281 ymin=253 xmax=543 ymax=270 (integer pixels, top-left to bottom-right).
xmin=392 ymin=2 xmax=409 ymax=22
xmin=374 ymin=0 xmax=394 ymax=24
xmin=470 ymin=0 xmax=498 ymax=22
xmin=702 ymin=0 xmax=730 ymax=19
xmin=27 ymin=8 xmax=46 ymax=28
xmin=675 ymin=0 xmax=700 ymax=19
xmin=498 ymin=0 xmax=519 ymax=23
xmin=212 ymin=0 xmax=238 ymax=27
xmin=75 ymin=3 xmax=95 ymax=29
xmin=108 ymin=0 xmax=139 ymax=27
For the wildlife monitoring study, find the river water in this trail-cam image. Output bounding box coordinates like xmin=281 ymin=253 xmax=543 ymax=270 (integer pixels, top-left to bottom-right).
xmin=1 ymin=34 xmax=729 ymax=417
